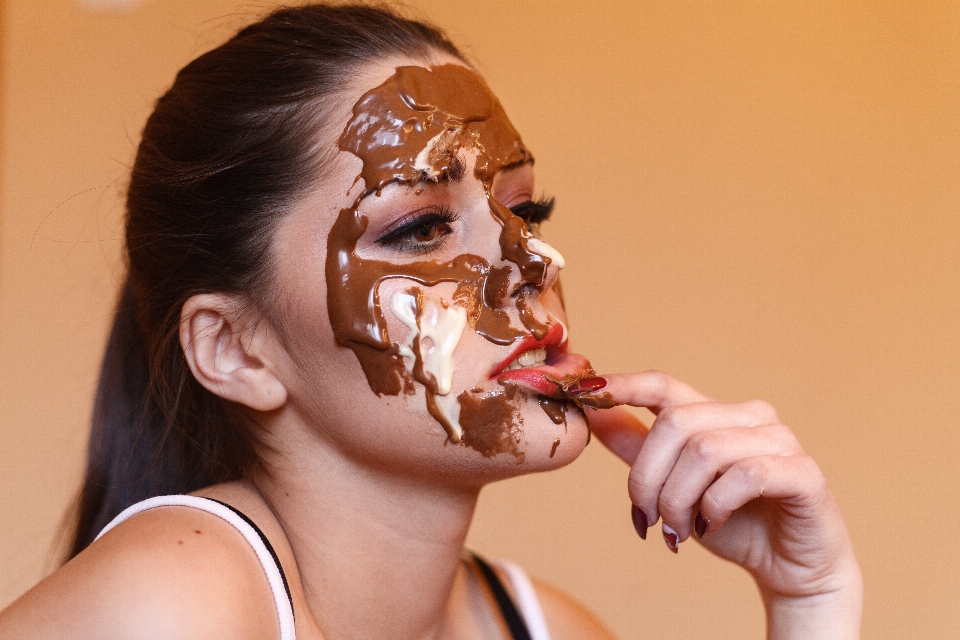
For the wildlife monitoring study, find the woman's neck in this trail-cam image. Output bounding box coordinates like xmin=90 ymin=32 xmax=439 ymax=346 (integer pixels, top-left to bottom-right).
xmin=248 ymin=429 xmax=484 ymax=640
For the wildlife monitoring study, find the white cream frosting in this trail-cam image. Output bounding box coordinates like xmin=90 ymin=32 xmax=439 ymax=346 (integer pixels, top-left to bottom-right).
xmin=390 ymin=289 xmax=468 ymax=441
xmin=526 ymin=237 xmax=565 ymax=269
xmin=389 ymin=291 xmax=419 ymax=363
xmin=414 ymin=129 xmax=459 ymax=179
xmin=433 ymin=393 xmax=463 ymax=443
xmin=389 ymin=289 xmax=468 ymax=396
xmin=417 ymin=294 xmax=468 ymax=395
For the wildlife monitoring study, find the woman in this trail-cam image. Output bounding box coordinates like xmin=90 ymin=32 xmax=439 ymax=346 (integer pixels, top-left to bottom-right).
xmin=0 ymin=4 xmax=862 ymax=638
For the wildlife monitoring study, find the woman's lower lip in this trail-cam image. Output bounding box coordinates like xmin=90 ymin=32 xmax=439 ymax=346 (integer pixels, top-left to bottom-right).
xmin=494 ymin=351 xmax=593 ymax=396
xmin=489 ymin=322 xmax=566 ymax=378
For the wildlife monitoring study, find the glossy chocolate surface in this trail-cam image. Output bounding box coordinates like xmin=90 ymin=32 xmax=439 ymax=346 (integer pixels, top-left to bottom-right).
xmin=549 ymin=438 xmax=561 ymax=458
xmin=457 ymin=385 xmax=524 ymax=461
xmin=327 ymin=63 xmax=565 ymax=450
xmin=538 ymin=397 xmax=567 ymax=425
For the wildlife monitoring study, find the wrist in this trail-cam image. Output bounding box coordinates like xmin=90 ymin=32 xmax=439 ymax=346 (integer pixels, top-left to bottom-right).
xmin=762 ymin=562 xmax=863 ymax=640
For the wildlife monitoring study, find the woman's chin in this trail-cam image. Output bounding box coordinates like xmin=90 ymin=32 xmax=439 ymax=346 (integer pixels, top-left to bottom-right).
xmin=446 ymin=379 xmax=588 ymax=469
xmin=516 ymin=396 xmax=590 ymax=471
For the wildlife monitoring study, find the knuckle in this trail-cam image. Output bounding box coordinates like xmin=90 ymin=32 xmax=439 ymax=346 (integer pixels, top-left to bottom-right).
xmin=627 ymin=473 xmax=653 ymax=502
xmin=658 ymin=493 xmax=685 ymax=518
xmin=687 ymin=431 xmax=720 ymax=463
xmin=655 ymin=404 xmax=693 ymax=437
xmin=770 ymin=423 xmax=802 ymax=451
xmin=702 ymin=489 xmax=726 ymax=517
xmin=747 ymin=399 xmax=778 ymax=424
xmin=645 ymin=369 xmax=669 ymax=385
xmin=654 ymin=405 xmax=680 ymax=432
xmin=740 ymin=457 xmax=771 ymax=487
xmin=799 ymin=455 xmax=827 ymax=488
xmin=644 ymin=369 xmax=671 ymax=402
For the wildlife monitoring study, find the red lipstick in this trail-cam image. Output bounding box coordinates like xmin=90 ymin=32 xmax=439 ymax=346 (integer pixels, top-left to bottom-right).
xmin=490 ymin=322 xmax=593 ymax=397
xmin=489 ymin=321 xmax=566 ymax=379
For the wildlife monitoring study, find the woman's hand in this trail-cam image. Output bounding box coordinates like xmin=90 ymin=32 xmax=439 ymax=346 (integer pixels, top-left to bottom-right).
xmin=574 ymin=371 xmax=862 ymax=639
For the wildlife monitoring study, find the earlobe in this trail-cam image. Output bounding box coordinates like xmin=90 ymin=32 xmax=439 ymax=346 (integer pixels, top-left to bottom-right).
xmin=180 ymin=294 xmax=288 ymax=412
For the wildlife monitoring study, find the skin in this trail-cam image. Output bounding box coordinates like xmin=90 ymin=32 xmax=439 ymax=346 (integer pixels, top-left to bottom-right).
xmin=0 ymin=55 xmax=861 ymax=639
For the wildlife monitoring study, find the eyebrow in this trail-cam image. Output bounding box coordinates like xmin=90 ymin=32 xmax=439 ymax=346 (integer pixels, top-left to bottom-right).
xmin=418 ymin=154 xmax=465 ymax=184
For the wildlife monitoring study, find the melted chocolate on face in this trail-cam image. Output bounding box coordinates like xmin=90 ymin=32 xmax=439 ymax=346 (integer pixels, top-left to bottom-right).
xmin=327 ymin=63 xmax=562 ymax=451
xmin=550 ymin=438 xmax=561 ymax=458
xmin=325 ymin=210 xmax=523 ymax=397
xmin=457 ymin=385 xmax=524 ymax=461
xmin=538 ymin=397 xmax=567 ymax=425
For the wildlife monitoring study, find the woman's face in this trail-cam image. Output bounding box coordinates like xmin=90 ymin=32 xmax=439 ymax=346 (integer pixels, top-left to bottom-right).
xmin=264 ymin=56 xmax=593 ymax=487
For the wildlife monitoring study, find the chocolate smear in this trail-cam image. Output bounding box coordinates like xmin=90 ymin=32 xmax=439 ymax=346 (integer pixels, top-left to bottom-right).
xmin=572 ymin=391 xmax=618 ymax=409
xmin=537 ymin=397 xmax=567 ymax=425
xmin=457 ymin=385 xmax=524 ymax=461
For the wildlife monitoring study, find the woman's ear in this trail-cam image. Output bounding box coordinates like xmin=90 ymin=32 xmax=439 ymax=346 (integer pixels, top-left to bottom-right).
xmin=179 ymin=293 xmax=287 ymax=412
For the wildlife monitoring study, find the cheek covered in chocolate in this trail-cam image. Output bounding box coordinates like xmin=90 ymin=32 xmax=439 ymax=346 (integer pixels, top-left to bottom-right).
xmin=326 ymin=63 xmax=565 ymax=453
xmin=457 ymin=385 xmax=524 ymax=461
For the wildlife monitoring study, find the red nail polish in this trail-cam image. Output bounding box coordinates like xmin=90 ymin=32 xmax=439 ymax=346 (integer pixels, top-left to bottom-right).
xmin=662 ymin=524 xmax=679 ymax=553
xmin=695 ymin=512 xmax=708 ymax=539
xmin=569 ymin=376 xmax=607 ymax=393
xmin=631 ymin=505 xmax=648 ymax=540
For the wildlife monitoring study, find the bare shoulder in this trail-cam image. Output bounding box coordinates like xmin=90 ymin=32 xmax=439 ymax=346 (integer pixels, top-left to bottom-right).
xmin=0 ymin=505 xmax=278 ymax=640
xmin=528 ymin=576 xmax=619 ymax=640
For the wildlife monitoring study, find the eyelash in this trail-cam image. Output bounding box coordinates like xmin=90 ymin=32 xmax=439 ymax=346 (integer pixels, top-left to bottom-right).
xmin=509 ymin=196 xmax=555 ymax=232
xmin=373 ymin=196 xmax=555 ymax=255
xmin=376 ymin=206 xmax=460 ymax=254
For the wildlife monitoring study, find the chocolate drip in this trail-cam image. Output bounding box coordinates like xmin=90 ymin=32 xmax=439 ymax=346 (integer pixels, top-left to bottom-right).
xmin=537 ymin=397 xmax=567 ymax=425
xmin=517 ymin=292 xmax=550 ymax=340
xmin=476 ymin=266 xmax=517 ymax=344
xmin=549 ymin=438 xmax=561 ymax=458
xmin=405 ymin=290 xmax=433 ymax=389
xmin=425 ymin=392 xmax=458 ymax=441
xmin=487 ymin=197 xmax=549 ymax=287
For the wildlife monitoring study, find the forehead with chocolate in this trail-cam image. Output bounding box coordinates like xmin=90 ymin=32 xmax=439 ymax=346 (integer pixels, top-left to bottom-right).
xmin=326 ymin=63 xmax=558 ymax=449
xmin=337 ymin=63 xmax=530 ymax=193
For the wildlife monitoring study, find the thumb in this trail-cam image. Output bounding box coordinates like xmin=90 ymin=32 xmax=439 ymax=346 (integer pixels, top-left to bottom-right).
xmin=585 ymin=406 xmax=649 ymax=465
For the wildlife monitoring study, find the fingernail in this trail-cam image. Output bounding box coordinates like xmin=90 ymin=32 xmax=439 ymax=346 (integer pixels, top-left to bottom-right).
xmin=630 ymin=505 xmax=648 ymax=540
xmin=695 ymin=512 xmax=708 ymax=539
xmin=662 ymin=523 xmax=679 ymax=553
xmin=568 ymin=376 xmax=607 ymax=393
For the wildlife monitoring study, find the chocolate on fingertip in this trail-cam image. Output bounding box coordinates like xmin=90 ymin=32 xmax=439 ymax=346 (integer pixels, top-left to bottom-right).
xmin=568 ymin=376 xmax=607 ymax=393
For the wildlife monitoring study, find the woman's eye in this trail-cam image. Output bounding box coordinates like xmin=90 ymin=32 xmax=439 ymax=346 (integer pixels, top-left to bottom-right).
xmin=410 ymin=219 xmax=448 ymax=243
xmin=376 ymin=208 xmax=459 ymax=255
xmin=509 ymin=196 xmax=555 ymax=234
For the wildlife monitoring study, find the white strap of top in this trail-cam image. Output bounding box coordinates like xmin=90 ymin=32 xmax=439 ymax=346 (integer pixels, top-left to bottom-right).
xmin=493 ymin=560 xmax=552 ymax=640
xmin=95 ymin=495 xmax=296 ymax=640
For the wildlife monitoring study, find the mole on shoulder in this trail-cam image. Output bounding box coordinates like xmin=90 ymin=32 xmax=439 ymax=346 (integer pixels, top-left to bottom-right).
xmin=194 ymin=529 xmax=202 ymax=534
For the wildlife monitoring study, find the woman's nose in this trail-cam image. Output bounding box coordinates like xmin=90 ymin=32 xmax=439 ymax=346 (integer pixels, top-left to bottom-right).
xmin=487 ymin=198 xmax=564 ymax=299
xmin=527 ymin=236 xmax=564 ymax=292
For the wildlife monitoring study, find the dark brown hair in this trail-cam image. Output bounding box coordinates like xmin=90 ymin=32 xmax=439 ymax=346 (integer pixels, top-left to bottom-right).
xmin=67 ymin=3 xmax=464 ymax=559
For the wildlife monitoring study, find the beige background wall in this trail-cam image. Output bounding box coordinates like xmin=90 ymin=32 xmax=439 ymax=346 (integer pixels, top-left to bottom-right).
xmin=1 ymin=1 xmax=958 ymax=638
